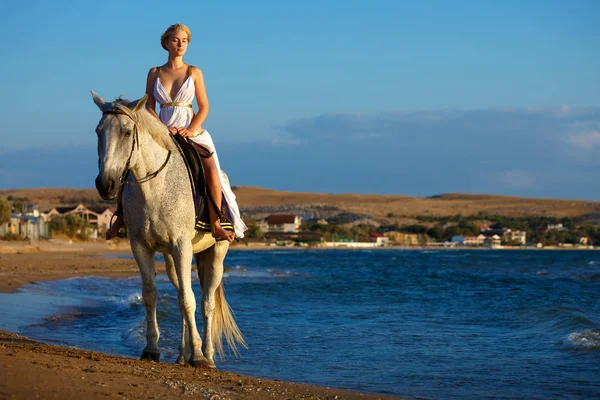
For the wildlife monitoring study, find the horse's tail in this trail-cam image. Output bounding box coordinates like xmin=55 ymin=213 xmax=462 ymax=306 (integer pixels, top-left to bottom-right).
xmin=212 ymin=283 xmax=247 ymax=357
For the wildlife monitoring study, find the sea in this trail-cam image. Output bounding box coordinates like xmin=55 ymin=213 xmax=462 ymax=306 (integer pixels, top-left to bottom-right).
xmin=0 ymin=249 xmax=599 ymax=399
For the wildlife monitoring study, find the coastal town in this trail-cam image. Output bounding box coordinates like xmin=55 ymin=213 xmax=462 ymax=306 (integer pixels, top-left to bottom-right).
xmin=1 ymin=198 xmax=597 ymax=250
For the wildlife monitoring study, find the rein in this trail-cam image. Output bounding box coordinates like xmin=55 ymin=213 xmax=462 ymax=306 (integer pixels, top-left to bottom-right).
xmin=102 ymin=109 xmax=172 ymax=186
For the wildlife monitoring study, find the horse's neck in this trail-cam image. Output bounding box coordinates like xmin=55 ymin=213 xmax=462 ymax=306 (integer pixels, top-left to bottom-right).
xmin=124 ymin=131 xmax=193 ymax=227
xmin=129 ymin=133 xmax=176 ymax=188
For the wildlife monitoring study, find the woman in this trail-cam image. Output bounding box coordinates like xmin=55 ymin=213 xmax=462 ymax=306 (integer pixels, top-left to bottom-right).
xmin=106 ymin=23 xmax=247 ymax=242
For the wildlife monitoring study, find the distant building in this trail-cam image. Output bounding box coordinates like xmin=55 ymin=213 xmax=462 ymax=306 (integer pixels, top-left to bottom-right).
xmin=384 ymin=231 xmax=419 ymax=246
xmin=0 ymin=213 xmax=50 ymax=239
xmin=451 ymin=234 xmax=485 ymax=246
xmin=369 ymin=232 xmax=390 ymax=247
xmin=506 ymin=230 xmax=527 ymax=245
xmin=45 ymin=203 xmax=110 ymax=238
xmin=481 ymin=228 xmax=509 ymax=237
xmin=483 ymin=235 xmax=503 ymax=249
xmin=263 ymin=215 xmax=302 ymax=233
xmin=47 ymin=203 xmax=94 ymax=219
xmin=480 ymin=228 xmax=526 ymax=245
xmin=383 ymin=231 xmax=403 ymax=243
xmin=547 ymin=223 xmax=567 ymax=232
xmin=89 ymin=207 xmax=115 ymax=232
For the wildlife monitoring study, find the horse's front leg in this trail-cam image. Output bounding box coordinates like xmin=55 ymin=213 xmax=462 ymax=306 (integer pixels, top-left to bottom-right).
xmin=164 ymin=252 xmax=191 ymax=365
xmin=131 ymin=241 xmax=160 ymax=362
xmin=172 ymin=238 xmax=210 ymax=368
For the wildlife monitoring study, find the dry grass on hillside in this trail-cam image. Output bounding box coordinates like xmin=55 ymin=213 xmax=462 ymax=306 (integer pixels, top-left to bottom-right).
xmin=233 ymin=187 xmax=600 ymax=219
xmin=2 ymin=186 xmax=599 ymax=219
xmin=0 ymin=188 xmax=109 ymax=211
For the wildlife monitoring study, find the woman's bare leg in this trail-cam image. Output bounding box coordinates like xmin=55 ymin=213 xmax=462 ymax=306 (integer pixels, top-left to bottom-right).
xmin=106 ymin=216 xmax=124 ymax=240
xmin=106 ymin=187 xmax=125 ymax=240
xmin=106 ymin=189 xmax=125 ymax=240
xmin=200 ymin=156 xmax=234 ymax=243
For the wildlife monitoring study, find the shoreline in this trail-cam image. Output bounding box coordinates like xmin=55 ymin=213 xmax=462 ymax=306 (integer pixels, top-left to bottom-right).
xmin=0 ymin=330 xmax=400 ymax=399
xmin=0 ymin=241 xmax=403 ymax=399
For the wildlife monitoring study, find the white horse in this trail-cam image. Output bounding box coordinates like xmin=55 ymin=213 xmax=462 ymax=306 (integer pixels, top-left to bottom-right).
xmin=91 ymin=92 xmax=245 ymax=368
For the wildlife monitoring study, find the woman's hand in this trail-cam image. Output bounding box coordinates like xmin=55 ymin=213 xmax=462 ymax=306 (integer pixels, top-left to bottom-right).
xmin=176 ymin=127 xmax=191 ymax=137
xmin=168 ymin=126 xmax=178 ymax=135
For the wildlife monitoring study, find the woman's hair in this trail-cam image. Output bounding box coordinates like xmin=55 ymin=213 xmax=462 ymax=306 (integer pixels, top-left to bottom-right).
xmin=160 ymin=23 xmax=192 ymax=50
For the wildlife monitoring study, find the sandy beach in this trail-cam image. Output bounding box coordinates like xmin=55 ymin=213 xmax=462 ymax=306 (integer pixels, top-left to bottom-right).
xmin=0 ymin=240 xmax=401 ymax=399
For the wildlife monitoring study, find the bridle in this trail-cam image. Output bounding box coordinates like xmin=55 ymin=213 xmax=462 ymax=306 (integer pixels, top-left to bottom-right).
xmin=102 ymin=109 xmax=172 ymax=186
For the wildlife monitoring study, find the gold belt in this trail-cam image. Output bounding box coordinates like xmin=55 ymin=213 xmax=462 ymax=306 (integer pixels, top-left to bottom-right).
xmin=160 ymin=102 xmax=193 ymax=108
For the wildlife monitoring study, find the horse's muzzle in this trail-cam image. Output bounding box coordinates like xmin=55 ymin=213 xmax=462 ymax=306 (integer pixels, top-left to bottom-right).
xmin=95 ymin=175 xmax=118 ymax=200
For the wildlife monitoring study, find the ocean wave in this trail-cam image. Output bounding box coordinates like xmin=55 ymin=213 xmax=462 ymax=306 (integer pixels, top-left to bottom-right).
xmin=569 ymin=273 xmax=600 ymax=282
xmin=267 ymin=269 xmax=305 ymax=278
xmin=442 ymin=253 xmax=473 ymax=258
xmin=542 ymin=307 xmax=597 ymax=331
xmin=563 ymin=329 xmax=600 ymax=350
xmin=32 ymin=311 xmax=97 ymax=326
xmin=222 ymin=265 xmax=304 ymax=279
xmin=107 ymin=292 xmax=143 ymax=307
xmin=223 ymin=265 xmax=269 ymax=279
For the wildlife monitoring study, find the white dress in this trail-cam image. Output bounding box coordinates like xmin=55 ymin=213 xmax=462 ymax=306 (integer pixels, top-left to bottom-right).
xmin=154 ymin=71 xmax=248 ymax=238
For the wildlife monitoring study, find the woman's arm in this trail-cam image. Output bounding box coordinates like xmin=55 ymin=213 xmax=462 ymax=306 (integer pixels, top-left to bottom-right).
xmin=145 ymin=67 xmax=160 ymax=120
xmin=187 ymin=66 xmax=209 ymax=134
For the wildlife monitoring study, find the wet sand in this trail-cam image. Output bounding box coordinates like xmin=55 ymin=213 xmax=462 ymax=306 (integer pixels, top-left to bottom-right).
xmin=0 ymin=240 xmax=402 ymax=399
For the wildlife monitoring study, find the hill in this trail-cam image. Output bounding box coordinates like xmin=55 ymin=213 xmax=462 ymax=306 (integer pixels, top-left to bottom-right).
xmin=1 ymin=187 xmax=599 ymax=224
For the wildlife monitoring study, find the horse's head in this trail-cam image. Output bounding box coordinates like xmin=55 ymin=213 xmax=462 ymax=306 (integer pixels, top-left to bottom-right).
xmin=91 ymin=92 xmax=148 ymax=200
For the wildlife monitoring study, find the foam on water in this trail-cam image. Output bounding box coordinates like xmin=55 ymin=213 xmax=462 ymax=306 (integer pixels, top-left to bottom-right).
xmin=564 ymin=330 xmax=600 ymax=349
xmin=117 ymin=292 xmax=143 ymax=306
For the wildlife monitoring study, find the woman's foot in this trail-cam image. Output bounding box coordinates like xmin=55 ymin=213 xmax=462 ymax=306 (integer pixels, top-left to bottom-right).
xmin=212 ymin=221 xmax=235 ymax=243
xmin=106 ymin=216 xmax=125 ymax=240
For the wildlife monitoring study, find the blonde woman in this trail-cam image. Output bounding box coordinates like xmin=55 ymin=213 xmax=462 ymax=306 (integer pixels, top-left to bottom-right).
xmin=107 ymin=23 xmax=247 ymax=242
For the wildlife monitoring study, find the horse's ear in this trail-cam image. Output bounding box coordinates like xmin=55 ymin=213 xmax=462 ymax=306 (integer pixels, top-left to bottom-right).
xmin=91 ymin=91 xmax=106 ymax=110
xmin=130 ymin=94 xmax=148 ymax=112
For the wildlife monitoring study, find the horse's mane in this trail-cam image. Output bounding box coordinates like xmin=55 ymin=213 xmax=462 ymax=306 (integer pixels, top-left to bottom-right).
xmin=112 ymin=99 xmax=177 ymax=152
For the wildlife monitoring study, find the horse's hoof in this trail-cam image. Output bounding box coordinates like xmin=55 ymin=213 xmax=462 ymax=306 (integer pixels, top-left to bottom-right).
xmin=140 ymin=351 xmax=160 ymax=362
xmin=175 ymin=356 xmax=188 ymax=365
xmin=190 ymin=358 xmax=216 ymax=369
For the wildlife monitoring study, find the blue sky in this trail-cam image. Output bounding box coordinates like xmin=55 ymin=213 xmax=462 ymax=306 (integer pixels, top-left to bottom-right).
xmin=1 ymin=1 xmax=599 ymax=199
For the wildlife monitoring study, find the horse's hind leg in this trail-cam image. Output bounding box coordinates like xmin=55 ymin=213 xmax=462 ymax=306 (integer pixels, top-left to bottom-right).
xmin=131 ymin=241 xmax=160 ymax=362
xmin=197 ymin=243 xmax=226 ymax=368
xmin=164 ymin=253 xmax=191 ymax=365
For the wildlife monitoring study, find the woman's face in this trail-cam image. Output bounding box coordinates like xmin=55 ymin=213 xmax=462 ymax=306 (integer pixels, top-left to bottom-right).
xmin=166 ymin=29 xmax=189 ymax=56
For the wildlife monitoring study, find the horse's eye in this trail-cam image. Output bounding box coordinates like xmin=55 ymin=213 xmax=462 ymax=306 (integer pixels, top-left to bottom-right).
xmin=124 ymin=130 xmax=131 ymax=137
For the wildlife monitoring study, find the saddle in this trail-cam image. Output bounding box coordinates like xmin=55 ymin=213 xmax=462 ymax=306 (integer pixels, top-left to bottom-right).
xmin=170 ymin=134 xmax=234 ymax=234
